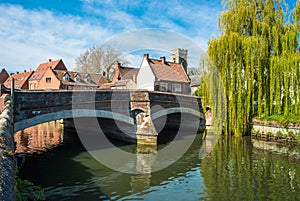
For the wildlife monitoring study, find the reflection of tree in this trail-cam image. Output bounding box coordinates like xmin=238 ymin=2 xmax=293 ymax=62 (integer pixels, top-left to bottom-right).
xmin=201 ymin=136 xmax=300 ymax=201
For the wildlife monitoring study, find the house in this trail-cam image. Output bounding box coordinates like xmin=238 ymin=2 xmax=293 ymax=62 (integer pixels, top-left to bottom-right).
xmin=28 ymin=59 xmax=108 ymax=90
xmin=111 ymin=62 xmax=139 ymax=84
xmin=4 ymin=70 xmax=34 ymax=89
xmin=100 ymin=62 xmax=139 ymax=90
xmin=136 ymin=50 xmax=191 ymax=94
xmin=53 ymin=70 xmax=101 ymax=90
xmin=29 ymin=59 xmax=67 ymax=90
xmin=190 ymin=75 xmax=201 ymax=95
xmin=111 ymin=79 xmax=137 ymax=90
xmin=0 ymin=69 xmax=9 ymax=84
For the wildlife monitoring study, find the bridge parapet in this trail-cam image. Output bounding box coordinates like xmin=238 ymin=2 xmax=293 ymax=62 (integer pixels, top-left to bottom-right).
xmin=13 ymin=90 xmax=205 ymax=144
xmin=0 ymin=94 xmax=15 ymax=201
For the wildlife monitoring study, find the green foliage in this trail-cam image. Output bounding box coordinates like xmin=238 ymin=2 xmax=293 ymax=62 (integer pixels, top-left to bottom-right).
xmin=16 ymin=173 xmax=45 ymax=201
xmin=204 ymin=0 xmax=300 ymax=136
xmin=276 ymin=131 xmax=283 ymax=138
xmin=260 ymin=115 xmax=300 ymax=125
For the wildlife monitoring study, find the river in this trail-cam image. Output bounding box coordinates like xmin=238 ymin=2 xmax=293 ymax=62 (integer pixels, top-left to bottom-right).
xmin=16 ymin=121 xmax=300 ymax=201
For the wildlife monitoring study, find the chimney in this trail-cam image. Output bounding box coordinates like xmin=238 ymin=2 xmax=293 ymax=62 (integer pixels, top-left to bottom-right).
xmin=24 ymin=70 xmax=27 ymax=72
xmin=48 ymin=59 xmax=52 ymax=62
xmin=10 ymin=73 xmax=14 ymax=75
xmin=160 ymin=57 xmax=166 ymax=64
xmin=111 ymin=61 xmax=120 ymax=83
xmin=144 ymin=54 xmax=149 ymax=59
xmin=16 ymin=71 xmax=19 ymax=74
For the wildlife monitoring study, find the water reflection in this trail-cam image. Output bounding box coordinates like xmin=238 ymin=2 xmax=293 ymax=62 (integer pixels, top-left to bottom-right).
xmin=15 ymin=120 xmax=64 ymax=154
xmin=17 ymin=122 xmax=300 ymax=201
xmin=201 ymin=136 xmax=300 ymax=201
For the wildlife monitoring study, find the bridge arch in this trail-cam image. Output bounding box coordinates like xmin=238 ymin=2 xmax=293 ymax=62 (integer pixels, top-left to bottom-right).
xmin=151 ymin=107 xmax=204 ymax=120
xmin=14 ymin=109 xmax=134 ymax=132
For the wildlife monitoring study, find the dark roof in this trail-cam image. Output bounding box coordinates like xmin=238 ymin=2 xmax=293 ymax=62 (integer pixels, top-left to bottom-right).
xmin=0 ymin=69 xmax=9 ymax=84
xmin=119 ymin=66 xmax=139 ymax=80
xmin=148 ymin=58 xmax=190 ymax=83
xmin=189 ymin=75 xmax=201 ymax=87
xmin=53 ymin=70 xmax=98 ymax=87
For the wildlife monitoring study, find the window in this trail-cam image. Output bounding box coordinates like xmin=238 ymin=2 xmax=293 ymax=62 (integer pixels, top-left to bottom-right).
xmin=85 ymin=75 xmax=92 ymax=83
xmin=29 ymin=83 xmax=33 ymax=90
xmin=75 ymin=75 xmax=81 ymax=82
xmin=63 ymin=74 xmax=70 ymax=81
xmin=46 ymin=77 xmax=51 ymax=83
xmin=159 ymin=82 xmax=168 ymax=92
xmin=172 ymin=84 xmax=182 ymax=93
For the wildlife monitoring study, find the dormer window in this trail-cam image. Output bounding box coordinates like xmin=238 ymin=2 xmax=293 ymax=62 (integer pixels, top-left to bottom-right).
xmin=75 ymin=74 xmax=81 ymax=82
xmin=85 ymin=75 xmax=91 ymax=83
xmin=63 ymin=73 xmax=70 ymax=81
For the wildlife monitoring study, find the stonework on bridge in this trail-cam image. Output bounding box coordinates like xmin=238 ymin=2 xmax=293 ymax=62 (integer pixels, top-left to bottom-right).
xmin=13 ymin=90 xmax=205 ymax=144
xmin=0 ymin=94 xmax=15 ymax=201
xmin=130 ymin=91 xmax=158 ymax=145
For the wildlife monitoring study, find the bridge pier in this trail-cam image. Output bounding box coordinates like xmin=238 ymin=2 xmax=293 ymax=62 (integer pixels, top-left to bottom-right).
xmin=130 ymin=91 xmax=158 ymax=145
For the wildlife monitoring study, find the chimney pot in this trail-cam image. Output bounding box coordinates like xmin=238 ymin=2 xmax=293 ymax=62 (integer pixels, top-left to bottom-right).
xmin=10 ymin=73 xmax=14 ymax=75
xmin=24 ymin=70 xmax=26 ymax=72
xmin=49 ymin=59 xmax=52 ymax=62
xmin=16 ymin=71 xmax=19 ymax=74
xmin=160 ymin=56 xmax=166 ymax=64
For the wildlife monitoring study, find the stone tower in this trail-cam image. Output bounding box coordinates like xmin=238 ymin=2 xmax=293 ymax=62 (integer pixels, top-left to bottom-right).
xmin=170 ymin=48 xmax=188 ymax=73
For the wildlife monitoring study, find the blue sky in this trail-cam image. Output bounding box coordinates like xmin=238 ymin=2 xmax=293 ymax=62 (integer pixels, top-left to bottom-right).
xmin=0 ymin=0 xmax=297 ymax=72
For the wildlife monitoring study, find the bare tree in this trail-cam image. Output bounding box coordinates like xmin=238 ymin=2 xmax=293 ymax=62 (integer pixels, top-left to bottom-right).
xmin=75 ymin=45 xmax=129 ymax=80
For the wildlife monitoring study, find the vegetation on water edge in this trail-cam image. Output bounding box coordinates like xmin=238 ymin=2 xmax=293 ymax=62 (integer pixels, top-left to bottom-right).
xmin=200 ymin=0 xmax=300 ymax=136
xmin=258 ymin=115 xmax=300 ymax=125
xmin=16 ymin=169 xmax=45 ymax=201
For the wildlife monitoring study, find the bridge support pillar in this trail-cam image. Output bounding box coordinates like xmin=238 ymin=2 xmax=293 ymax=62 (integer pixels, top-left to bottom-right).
xmin=130 ymin=91 xmax=158 ymax=145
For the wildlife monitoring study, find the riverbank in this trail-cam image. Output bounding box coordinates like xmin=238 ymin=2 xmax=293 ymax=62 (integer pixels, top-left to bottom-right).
xmin=251 ymin=118 xmax=300 ymax=145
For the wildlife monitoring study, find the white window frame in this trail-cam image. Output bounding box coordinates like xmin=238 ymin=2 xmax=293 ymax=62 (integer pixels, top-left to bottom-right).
xmin=63 ymin=74 xmax=70 ymax=81
xmin=75 ymin=75 xmax=81 ymax=82
xmin=159 ymin=82 xmax=168 ymax=92
xmin=172 ymin=83 xmax=182 ymax=93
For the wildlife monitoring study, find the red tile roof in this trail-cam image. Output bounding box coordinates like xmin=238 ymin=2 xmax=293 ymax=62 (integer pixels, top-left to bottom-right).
xmin=30 ymin=59 xmax=67 ymax=81
xmin=148 ymin=58 xmax=190 ymax=83
xmin=4 ymin=71 xmax=34 ymax=89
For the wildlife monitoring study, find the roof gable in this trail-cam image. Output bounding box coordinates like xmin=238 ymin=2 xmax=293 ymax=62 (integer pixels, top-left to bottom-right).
xmin=30 ymin=59 xmax=67 ymax=81
xmin=4 ymin=71 xmax=34 ymax=89
xmin=147 ymin=58 xmax=190 ymax=83
xmin=0 ymin=68 xmax=9 ymax=83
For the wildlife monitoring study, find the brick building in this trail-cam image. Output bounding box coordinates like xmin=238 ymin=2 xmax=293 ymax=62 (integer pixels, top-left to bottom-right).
xmin=29 ymin=59 xmax=67 ymax=90
xmin=28 ymin=59 xmax=107 ymax=90
xmin=4 ymin=71 xmax=34 ymax=89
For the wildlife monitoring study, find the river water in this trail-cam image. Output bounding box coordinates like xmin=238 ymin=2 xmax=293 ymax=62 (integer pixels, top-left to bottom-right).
xmin=16 ymin=121 xmax=300 ymax=201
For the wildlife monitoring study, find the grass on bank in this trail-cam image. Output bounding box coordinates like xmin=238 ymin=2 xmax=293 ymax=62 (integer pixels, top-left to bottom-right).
xmin=258 ymin=114 xmax=300 ymax=126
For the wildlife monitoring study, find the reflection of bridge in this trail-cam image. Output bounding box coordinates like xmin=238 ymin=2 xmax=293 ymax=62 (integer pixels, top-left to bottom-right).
xmin=13 ymin=90 xmax=205 ymax=144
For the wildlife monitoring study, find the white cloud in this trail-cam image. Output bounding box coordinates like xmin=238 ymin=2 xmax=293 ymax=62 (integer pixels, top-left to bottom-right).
xmin=0 ymin=4 xmax=111 ymax=72
xmin=0 ymin=1 xmax=221 ymax=73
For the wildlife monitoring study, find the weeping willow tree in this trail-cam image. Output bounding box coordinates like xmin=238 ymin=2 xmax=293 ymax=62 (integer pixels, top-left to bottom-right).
xmin=203 ymin=0 xmax=300 ymax=136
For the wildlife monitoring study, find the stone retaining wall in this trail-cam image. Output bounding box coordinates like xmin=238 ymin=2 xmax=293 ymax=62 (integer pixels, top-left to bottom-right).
xmin=0 ymin=94 xmax=15 ymax=201
xmin=252 ymin=119 xmax=300 ymax=144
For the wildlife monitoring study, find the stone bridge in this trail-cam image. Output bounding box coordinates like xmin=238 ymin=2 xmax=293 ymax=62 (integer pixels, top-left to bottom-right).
xmin=13 ymin=89 xmax=205 ymax=144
